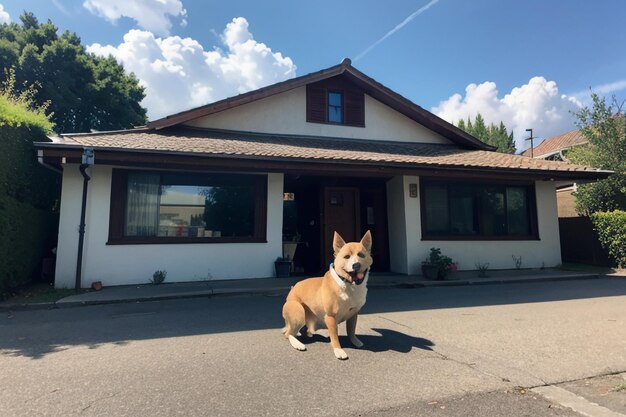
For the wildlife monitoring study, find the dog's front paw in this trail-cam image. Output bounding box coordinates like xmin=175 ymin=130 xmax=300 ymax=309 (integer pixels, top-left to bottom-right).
xmin=350 ymin=336 xmax=364 ymax=348
xmin=333 ymin=348 xmax=348 ymax=360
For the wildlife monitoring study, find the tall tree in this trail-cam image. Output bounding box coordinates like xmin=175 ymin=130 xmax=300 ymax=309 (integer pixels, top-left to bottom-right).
xmin=0 ymin=12 xmax=146 ymax=133
xmin=567 ymin=93 xmax=626 ymax=215
xmin=457 ymin=113 xmax=516 ymax=153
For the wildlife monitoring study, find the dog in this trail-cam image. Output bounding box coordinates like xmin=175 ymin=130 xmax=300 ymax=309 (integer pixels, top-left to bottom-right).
xmin=282 ymin=230 xmax=373 ymax=360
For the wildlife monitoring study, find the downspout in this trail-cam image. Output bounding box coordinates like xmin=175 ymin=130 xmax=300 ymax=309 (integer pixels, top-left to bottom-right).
xmin=75 ymin=148 xmax=94 ymax=291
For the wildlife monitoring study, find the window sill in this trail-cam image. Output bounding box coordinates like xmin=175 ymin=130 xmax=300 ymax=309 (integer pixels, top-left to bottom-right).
xmin=305 ymin=119 xmax=365 ymax=128
xmin=106 ymin=236 xmax=267 ymax=245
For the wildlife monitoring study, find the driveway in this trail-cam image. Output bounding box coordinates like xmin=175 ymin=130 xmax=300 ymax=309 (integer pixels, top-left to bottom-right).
xmin=1 ymin=278 xmax=625 ymax=416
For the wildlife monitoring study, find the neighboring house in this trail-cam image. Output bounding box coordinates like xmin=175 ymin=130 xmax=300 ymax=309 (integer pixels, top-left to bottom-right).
xmin=35 ymin=59 xmax=610 ymax=288
xmin=522 ymin=129 xmax=588 ymax=217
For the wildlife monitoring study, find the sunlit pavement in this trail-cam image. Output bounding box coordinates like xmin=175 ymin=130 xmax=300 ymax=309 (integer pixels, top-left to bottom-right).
xmin=1 ymin=278 xmax=625 ymax=416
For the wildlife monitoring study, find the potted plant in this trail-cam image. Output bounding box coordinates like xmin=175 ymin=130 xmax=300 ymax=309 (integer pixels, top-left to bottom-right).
xmin=274 ymin=256 xmax=291 ymax=278
xmin=422 ymin=248 xmax=456 ymax=280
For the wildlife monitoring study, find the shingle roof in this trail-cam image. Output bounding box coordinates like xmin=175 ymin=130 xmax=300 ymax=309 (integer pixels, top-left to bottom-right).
xmin=522 ymin=129 xmax=587 ymax=158
xmin=42 ymin=127 xmax=609 ymax=177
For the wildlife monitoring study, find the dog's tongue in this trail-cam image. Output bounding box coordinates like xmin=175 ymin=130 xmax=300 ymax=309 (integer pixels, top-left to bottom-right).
xmin=357 ymin=272 xmax=364 ymax=279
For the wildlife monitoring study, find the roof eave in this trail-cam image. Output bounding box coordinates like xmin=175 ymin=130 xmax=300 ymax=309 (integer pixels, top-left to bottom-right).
xmin=35 ymin=144 xmax=612 ymax=181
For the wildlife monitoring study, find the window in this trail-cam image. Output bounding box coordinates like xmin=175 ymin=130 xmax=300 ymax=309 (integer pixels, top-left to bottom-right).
xmin=306 ymin=80 xmax=364 ymax=127
xmin=109 ymin=170 xmax=267 ymax=244
xmin=327 ymin=91 xmax=343 ymax=123
xmin=421 ymin=179 xmax=537 ymax=240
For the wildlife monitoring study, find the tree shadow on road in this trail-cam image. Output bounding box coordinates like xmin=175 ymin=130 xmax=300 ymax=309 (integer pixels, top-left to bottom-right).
xmin=2 ymin=278 xmax=626 ymax=359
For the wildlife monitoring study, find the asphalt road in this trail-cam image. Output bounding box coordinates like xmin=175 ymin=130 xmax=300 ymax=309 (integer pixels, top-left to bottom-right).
xmin=1 ymin=278 xmax=625 ymax=416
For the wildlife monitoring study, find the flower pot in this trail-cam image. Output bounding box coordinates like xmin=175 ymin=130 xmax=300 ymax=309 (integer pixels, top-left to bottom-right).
xmin=422 ymin=264 xmax=440 ymax=280
xmin=275 ymin=259 xmax=291 ymax=278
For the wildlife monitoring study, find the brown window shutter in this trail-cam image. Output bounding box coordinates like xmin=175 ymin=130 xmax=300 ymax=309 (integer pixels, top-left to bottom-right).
xmin=344 ymin=90 xmax=365 ymax=127
xmin=306 ymin=84 xmax=326 ymax=123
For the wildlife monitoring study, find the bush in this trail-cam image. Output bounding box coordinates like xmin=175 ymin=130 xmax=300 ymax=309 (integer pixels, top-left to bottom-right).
xmin=591 ymin=211 xmax=626 ymax=268
xmin=151 ymin=270 xmax=167 ymax=285
xmin=0 ymin=96 xmax=59 ymax=299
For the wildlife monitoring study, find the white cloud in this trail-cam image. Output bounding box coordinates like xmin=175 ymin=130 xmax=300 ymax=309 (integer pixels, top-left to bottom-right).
xmin=432 ymin=77 xmax=583 ymax=151
xmin=87 ymin=17 xmax=296 ymax=120
xmin=0 ymin=4 xmax=10 ymax=24
xmin=570 ymin=79 xmax=626 ymax=105
xmin=83 ymin=0 xmax=186 ymax=35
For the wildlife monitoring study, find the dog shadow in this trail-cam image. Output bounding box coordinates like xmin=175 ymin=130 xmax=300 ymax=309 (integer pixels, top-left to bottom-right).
xmin=302 ymin=327 xmax=434 ymax=353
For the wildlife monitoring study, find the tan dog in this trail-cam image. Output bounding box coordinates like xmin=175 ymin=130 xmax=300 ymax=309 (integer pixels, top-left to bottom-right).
xmin=282 ymin=231 xmax=373 ymax=360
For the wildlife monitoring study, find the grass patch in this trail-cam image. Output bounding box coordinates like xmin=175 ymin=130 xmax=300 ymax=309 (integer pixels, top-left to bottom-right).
xmin=614 ymin=383 xmax=626 ymax=392
xmin=3 ymin=282 xmax=81 ymax=304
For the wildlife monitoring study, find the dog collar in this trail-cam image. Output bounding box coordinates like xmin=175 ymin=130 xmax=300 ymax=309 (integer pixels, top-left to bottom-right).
xmin=329 ymin=263 xmax=369 ymax=287
xmin=329 ymin=263 xmax=347 ymax=288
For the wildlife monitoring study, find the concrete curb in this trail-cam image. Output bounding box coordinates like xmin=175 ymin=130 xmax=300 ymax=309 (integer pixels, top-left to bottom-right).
xmin=0 ymin=272 xmax=603 ymax=311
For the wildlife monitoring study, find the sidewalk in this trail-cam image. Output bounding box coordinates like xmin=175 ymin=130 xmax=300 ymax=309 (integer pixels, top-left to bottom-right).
xmin=0 ymin=269 xmax=613 ymax=311
xmin=48 ymin=269 xmax=610 ymax=309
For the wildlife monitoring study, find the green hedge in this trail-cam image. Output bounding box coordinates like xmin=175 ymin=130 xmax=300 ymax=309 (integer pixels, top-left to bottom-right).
xmin=591 ymin=210 xmax=626 ymax=268
xmin=0 ymin=100 xmax=59 ymax=299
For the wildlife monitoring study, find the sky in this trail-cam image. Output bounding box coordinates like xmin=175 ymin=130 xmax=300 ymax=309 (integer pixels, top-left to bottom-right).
xmin=2 ymin=0 xmax=626 ymax=150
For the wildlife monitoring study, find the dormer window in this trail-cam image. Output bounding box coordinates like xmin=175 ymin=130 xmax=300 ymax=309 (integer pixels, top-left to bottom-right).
xmin=327 ymin=91 xmax=343 ymax=123
xmin=306 ymin=78 xmax=364 ymax=127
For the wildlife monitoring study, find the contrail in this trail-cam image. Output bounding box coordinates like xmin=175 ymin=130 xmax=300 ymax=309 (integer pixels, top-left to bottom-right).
xmin=354 ymin=0 xmax=441 ymax=62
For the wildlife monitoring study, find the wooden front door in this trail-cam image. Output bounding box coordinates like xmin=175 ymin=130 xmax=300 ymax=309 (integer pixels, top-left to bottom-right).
xmin=323 ymin=187 xmax=360 ymax=267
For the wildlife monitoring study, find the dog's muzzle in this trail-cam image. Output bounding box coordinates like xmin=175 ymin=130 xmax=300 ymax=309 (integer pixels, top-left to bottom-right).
xmin=349 ymin=269 xmax=368 ymax=285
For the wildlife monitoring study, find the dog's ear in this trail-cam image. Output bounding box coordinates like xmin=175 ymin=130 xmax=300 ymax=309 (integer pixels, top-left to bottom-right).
xmin=360 ymin=230 xmax=372 ymax=253
xmin=333 ymin=231 xmax=346 ymax=255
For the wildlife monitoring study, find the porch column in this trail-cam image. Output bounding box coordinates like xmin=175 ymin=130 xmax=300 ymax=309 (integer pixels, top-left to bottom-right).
xmin=386 ymin=175 xmax=421 ymax=274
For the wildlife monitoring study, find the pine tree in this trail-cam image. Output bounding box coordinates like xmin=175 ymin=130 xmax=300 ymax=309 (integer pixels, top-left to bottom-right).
xmin=456 ymin=114 xmax=516 ymax=153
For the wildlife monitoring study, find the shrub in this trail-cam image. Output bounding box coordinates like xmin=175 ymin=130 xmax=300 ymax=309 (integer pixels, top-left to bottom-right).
xmin=591 ymin=211 xmax=626 ymax=268
xmin=0 ymin=92 xmax=59 ymax=299
xmin=151 ymin=270 xmax=167 ymax=285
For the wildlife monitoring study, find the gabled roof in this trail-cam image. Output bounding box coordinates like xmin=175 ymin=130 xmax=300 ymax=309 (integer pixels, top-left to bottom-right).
xmin=37 ymin=127 xmax=611 ymax=181
xmin=147 ymin=58 xmax=495 ymax=151
xmin=522 ymin=129 xmax=587 ymax=158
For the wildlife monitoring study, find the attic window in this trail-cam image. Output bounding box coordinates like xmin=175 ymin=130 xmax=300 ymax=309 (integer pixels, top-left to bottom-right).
xmin=306 ymin=82 xmax=364 ymax=127
xmin=328 ymin=91 xmax=343 ymax=123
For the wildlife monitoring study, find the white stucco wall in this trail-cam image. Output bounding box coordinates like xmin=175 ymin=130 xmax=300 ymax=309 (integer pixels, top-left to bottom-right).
xmin=185 ymin=87 xmax=452 ymax=144
xmin=385 ymin=176 xmax=562 ymax=275
xmin=55 ymin=165 xmax=284 ymax=288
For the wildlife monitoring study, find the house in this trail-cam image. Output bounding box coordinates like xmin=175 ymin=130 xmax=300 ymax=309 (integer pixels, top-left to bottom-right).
xmin=523 ymin=129 xmax=611 ymax=266
xmin=35 ymin=59 xmax=610 ymax=288
xmin=522 ymin=129 xmax=588 ymax=217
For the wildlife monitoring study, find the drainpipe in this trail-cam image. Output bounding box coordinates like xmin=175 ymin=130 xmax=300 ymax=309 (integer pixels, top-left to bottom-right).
xmin=75 ymin=148 xmax=94 ymax=291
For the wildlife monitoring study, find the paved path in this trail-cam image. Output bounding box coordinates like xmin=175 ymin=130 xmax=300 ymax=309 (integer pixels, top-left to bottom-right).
xmin=1 ymin=278 xmax=625 ymax=416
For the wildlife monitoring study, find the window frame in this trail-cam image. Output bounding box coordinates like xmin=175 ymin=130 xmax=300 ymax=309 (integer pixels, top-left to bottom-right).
xmin=327 ymin=90 xmax=344 ymax=124
xmin=108 ymin=169 xmax=268 ymax=245
xmin=419 ymin=178 xmax=539 ymax=241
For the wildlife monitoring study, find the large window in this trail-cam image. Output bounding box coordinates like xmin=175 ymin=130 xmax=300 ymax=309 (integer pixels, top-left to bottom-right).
xmin=109 ymin=170 xmax=267 ymax=244
xmin=421 ymin=179 xmax=537 ymax=240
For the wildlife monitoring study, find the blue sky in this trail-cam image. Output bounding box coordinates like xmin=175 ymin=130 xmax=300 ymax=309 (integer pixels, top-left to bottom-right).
xmin=2 ymin=0 xmax=625 ymax=148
